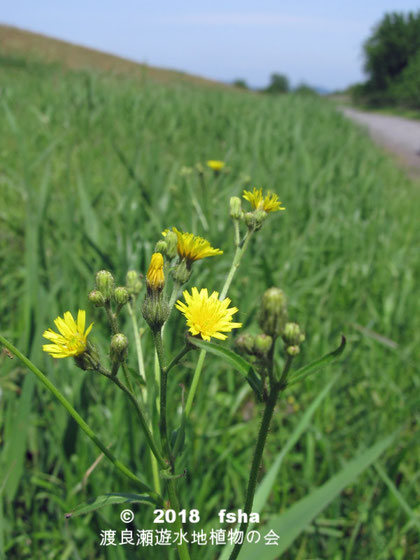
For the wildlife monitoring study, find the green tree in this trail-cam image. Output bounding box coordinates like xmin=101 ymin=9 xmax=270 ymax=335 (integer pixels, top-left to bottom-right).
xmin=363 ymin=11 xmax=420 ymax=91
xmin=264 ymin=73 xmax=289 ymax=94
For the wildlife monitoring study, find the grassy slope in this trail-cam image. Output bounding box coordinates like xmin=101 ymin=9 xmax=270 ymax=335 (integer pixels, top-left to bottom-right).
xmin=0 ymin=42 xmax=419 ymax=560
xmin=0 ymin=24 xmax=229 ymax=88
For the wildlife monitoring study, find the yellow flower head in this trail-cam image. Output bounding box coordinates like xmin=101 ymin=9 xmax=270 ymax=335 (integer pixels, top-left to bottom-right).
xmin=42 ymin=310 xmax=93 ymax=358
xmin=206 ymin=160 xmax=225 ymax=171
xmin=163 ymin=227 xmax=223 ymax=264
xmin=147 ymin=252 xmax=165 ymax=292
xmin=175 ymin=287 xmax=242 ymax=341
xmin=243 ymin=187 xmax=285 ymax=213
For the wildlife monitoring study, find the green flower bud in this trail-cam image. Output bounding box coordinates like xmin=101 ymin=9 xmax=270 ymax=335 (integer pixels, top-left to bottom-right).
xmin=95 ymin=270 xmax=115 ymax=302
xmin=244 ymin=212 xmax=256 ymax=229
xmin=126 ymin=270 xmax=143 ymax=296
xmin=234 ymin=333 xmax=255 ymax=355
xmin=172 ymin=259 xmax=192 ymax=285
xmin=110 ymin=333 xmax=128 ymax=362
xmin=258 ymin=287 xmax=288 ymax=338
xmin=254 ymin=333 xmax=273 ymax=357
xmin=155 ymin=240 xmax=168 ymax=254
xmin=114 ymin=286 xmax=129 ymax=306
xmin=287 ymin=345 xmax=300 ymax=356
xmin=142 ymin=295 xmax=170 ymax=331
xmin=230 ymin=196 xmax=242 ymax=219
xmin=254 ymin=209 xmax=268 ymax=229
xmin=164 ymin=230 xmax=179 ymax=259
xmin=283 ymin=322 xmax=305 ymax=346
xmin=88 ymin=289 xmax=105 ymax=307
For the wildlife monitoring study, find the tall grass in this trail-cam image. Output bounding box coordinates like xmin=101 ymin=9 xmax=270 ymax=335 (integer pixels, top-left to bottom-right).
xmin=0 ymin=54 xmax=419 ymax=559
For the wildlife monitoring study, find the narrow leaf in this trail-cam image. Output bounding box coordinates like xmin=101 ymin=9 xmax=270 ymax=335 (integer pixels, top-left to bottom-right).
xmin=65 ymin=493 xmax=155 ymax=518
xmin=187 ymin=337 xmax=262 ymax=399
xmin=287 ymin=335 xmax=346 ymax=387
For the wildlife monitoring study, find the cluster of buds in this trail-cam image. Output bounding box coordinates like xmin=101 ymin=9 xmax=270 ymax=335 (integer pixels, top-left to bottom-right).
xmin=155 ymin=230 xmax=178 ymax=261
xmin=236 ymin=287 xmax=305 ymax=367
xmin=142 ymin=253 xmax=170 ymax=331
xmin=282 ymin=322 xmax=305 ymax=356
xmin=89 ymin=270 xmax=142 ymax=310
xmin=235 ymin=332 xmax=273 ymax=359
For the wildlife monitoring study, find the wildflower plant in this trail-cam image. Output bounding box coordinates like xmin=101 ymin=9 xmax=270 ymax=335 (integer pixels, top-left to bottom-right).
xmin=0 ymin=182 xmax=345 ymax=560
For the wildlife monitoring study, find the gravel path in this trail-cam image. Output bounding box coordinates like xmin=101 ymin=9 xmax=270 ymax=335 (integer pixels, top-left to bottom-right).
xmin=341 ymin=107 xmax=420 ymax=176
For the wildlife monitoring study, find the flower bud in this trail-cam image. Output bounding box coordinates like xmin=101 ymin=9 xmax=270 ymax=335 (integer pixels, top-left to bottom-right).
xmin=230 ymin=196 xmax=242 ymax=219
xmin=254 ymin=209 xmax=268 ymax=229
xmin=258 ymin=287 xmax=288 ymax=338
xmin=287 ymin=345 xmax=300 ymax=356
xmin=155 ymin=240 xmax=168 ymax=254
xmin=126 ymin=270 xmax=143 ymax=296
xmin=172 ymin=259 xmax=192 ymax=285
xmin=114 ymin=286 xmax=129 ymax=306
xmin=254 ymin=333 xmax=273 ymax=357
xmin=146 ymin=253 xmax=165 ymax=293
xmin=88 ymin=289 xmax=105 ymax=307
xmin=234 ymin=333 xmax=255 ymax=355
xmin=110 ymin=333 xmax=128 ymax=362
xmin=244 ymin=212 xmax=256 ymax=229
xmin=95 ymin=270 xmax=115 ymax=302
xmin=142 ymin=296 xmax=170 ymax=331
xmin=283 ymin=322 xmax=305 ymax=346
xmin=163 ymin=230 xmax=178 ymax=259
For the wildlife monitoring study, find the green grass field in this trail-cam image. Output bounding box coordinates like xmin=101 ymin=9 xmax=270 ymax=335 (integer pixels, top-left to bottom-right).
xmin=1 ymin=44 xmax=420 ymax=560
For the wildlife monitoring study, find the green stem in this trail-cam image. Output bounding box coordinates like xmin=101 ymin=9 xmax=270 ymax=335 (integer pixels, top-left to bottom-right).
xmin=0 ymin=335 xmax=162 ymax=504
xmin=172 ymin=347 xmax=205 ymax=458
xmin=152 ymin=330 xmax=172 ymax=466
xmin=220 ymin=228 xmax=253 ymax=300
xmin=98 ymin=366 xmax=167 ymax=470
xmin=228 ymin=356 xmax=294 ymax=560
xmin=167 ymin=344 xmax=191 ymax=374
xmin=168 ymin=479 xmax=191 ymax=560
xmin=184 ymin=349 xmax=206 ymax=417
xmin=104 ymin=302 xmax=119 ymax=335
xmin=127 ymin=301 xmax=146 ymax=384
xmin=228 ymin=387 xmax=279 ymax=560
xmin=168 ymin=280 xmax=182 ymax=313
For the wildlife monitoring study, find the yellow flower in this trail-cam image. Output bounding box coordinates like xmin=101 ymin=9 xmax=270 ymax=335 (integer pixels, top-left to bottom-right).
xmin=175 ymin=287 xmax=242 ymax=341
xmin=206 ymin=160 xmax=225 ymax=171
xmin=146 ymin=252 xmax=165 ymax=291
xmin=42 ymin=310 xmax=93 ymax=358
xmin=243 ymin=187 xmax=285 ymax=213
xmin=163 ymin=227 xmax=223 ymax=263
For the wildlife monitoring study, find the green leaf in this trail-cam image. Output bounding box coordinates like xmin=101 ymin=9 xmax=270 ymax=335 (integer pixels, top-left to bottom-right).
xmin=65 ymin=493 xmax=155 ymax=518
xmin=287 ymin=335 xmax=346 ymax=387
xmin=239 ymin=430 xmax=398 ymax=559
xmin=187 ymin=337 xmax=262 ymax=399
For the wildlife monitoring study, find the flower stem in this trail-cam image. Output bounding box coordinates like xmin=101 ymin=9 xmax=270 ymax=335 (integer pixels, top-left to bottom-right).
xmin=98 ymin=366 xmax=167 ymax=470
xmin=228 ymin=387 xmax=279 ymax=560
xmin=127 ymin=301 xmax=146 ymax=385
xmin=168 ymin=479 xmax=191 ymax=560
xmin=0 ymin=335 xmax=162 ymax=505
xmin=152 ymin=330 xmax=172 ymax=467
xmin=228 ymin=355 xmax=294 ymax=560
xmin=220 ymin=228 xmax=253 ymax=300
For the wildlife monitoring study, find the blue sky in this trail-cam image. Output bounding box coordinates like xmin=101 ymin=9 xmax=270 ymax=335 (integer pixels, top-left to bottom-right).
xmin=2 ymin=1 xmax=420 ymax=90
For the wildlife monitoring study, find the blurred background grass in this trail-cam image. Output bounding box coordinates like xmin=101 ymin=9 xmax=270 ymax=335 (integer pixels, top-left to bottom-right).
xmin=0 ymin=40 xmax=419 ymax=560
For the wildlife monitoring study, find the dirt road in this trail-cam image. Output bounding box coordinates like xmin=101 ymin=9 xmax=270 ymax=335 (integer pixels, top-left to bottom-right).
xmin=341 ymin=107 xmax=420 ymax=177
